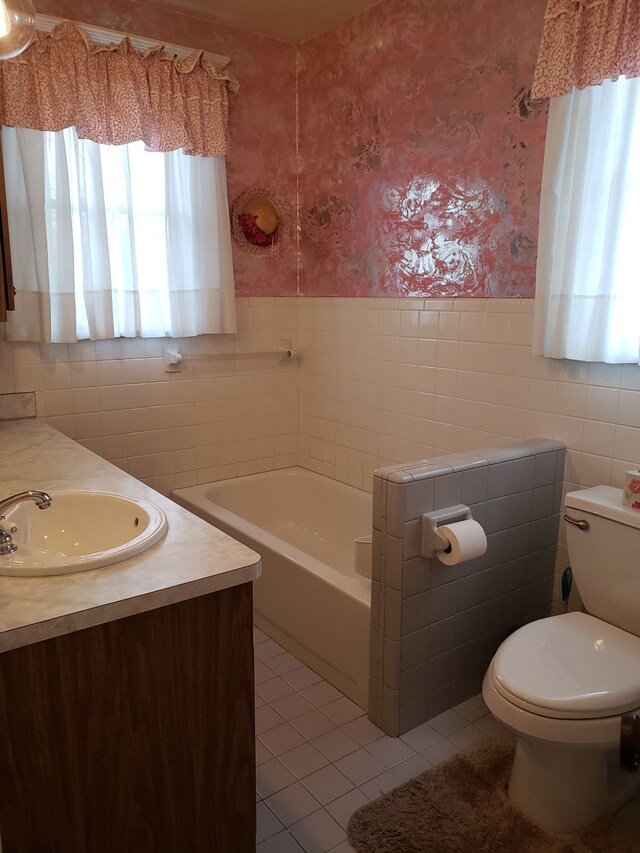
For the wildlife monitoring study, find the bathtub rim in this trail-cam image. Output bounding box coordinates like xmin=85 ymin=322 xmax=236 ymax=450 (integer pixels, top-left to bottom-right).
xmin=172 ymin=470 xmax=372 ymax=607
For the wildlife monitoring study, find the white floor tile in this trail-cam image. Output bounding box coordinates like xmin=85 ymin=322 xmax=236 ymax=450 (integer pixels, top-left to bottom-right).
xmin=358 ymin=770 xmax=400 ymax=801
xmin=390 ymin=753 xmax=431 ymax=784
xmin=280 ymin=743 xmax=330 ymax=779
xmin=400 ymin=720 xmax=443 ymax=753
xmin=268 ymin=652 xmax=305 ymax=675
xmin=272 ymin=692 xmax=317 ymax=721
xmin=255 ymin=639 xmax=287 ymax=661
xmin=312 ymin=728 xmax=360 ymax=762
xmin=266 ymin=782 xmax=322 ymax=827
xmin=253 ymin=627 xmax=269 ymax=645
xmin=325 ymin=788 xmax=369 ymax=830
xmin=301 ymin=764 xmax=355 ymax=806
xmin=255 ymin=705 xmax=286 ymax=735
xmin=256 ymin=738 xmax=275 ymax=767
xmin=292 ymin=709 xmax=337 ymax=740
xmin=364 ymin=735 xmax=416 ymax=768
xmin=335 ymin=748 xmax=386 ymax=786
xmin=454 ymin=694 xmax=488 ymax=722
xmin=256 ymin=801 xmax=284 ymax=843
xmin=259 ymin=722 xmax=307 ymax=757
xmin=421 ymin=738 xmax=461 ymax=767
xmin=301 ymin=681 xmax=343 ymax=707
xmin=282 ymin=666 xmax=324 ymax=691
xmin=428 ymin=709 xmax=467 ymax=737
xmin=341 ymin=716 xmax=385 ymax=746
xmin=476 ymin=713 xmax=512 ymax=739
xmin=322 ymin=698 xmax=364 ymax=726
xmin=257 ymin=676 xmax=298 ymax=703
xmin=257 ymin=829 xmax=305 ymax=853
xmin=289 ymin=807 xmax=347 ymax=853
xmin=257 ymin=757 xmax=297 ymax=799
xmin=252 ymin=626 xmax=501 ymax=852
xmin=448 ymin=723 xmax=487 ymax=749
xmin=255 ymin=660 xmax=277 ymax=685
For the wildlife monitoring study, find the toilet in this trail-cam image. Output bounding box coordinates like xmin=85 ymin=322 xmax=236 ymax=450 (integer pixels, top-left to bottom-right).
xmin=483 ymin=485 xmax=640 ymax=834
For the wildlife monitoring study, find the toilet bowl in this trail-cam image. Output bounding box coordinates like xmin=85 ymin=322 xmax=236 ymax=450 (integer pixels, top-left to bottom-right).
xmin=483 ymin=486 xmax=640 ymax=834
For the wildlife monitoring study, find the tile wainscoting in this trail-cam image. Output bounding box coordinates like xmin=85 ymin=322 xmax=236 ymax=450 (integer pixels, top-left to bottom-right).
xmin=369 ymin=439 xmax=565 ymax=736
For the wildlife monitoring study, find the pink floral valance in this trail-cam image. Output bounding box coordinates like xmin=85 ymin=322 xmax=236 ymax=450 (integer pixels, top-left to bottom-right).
xmin=0 ymin=20 xmax=239 ymax=156
xmin=531 ymin=0 xmax=640 ymax=99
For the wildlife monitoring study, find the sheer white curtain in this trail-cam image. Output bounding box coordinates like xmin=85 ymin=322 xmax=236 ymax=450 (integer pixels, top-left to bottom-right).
xmin=533 ymin=76 xmax=640 ymax=364
xmin=2 ymin=126 xmax=237 ymax=342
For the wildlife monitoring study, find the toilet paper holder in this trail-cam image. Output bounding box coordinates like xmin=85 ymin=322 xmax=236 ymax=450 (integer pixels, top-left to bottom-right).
xmin=421 ymin=504 xmax=472 ymax=558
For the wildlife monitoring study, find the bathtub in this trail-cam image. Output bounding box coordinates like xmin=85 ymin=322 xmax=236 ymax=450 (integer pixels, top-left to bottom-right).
xmin=172 ymin=467 xmax=372 ymax=708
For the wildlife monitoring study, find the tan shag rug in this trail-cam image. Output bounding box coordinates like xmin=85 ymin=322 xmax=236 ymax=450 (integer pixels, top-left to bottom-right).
xmin=347 ymin=739 xmax=639 ymax=852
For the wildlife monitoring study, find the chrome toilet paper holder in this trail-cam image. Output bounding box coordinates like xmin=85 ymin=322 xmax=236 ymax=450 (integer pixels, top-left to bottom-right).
xmin=421 ymin=504 xmax=472 ymax=558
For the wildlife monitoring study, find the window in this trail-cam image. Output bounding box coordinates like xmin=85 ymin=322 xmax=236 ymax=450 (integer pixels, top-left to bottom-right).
xmin=2 ymin=126 xmax=237 ymax=342
xmin=533 ymin=76 xmax=640 ymax=364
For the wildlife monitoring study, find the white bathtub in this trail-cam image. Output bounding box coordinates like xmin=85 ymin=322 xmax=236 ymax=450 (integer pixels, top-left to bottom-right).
xmin=172 ymin=467 xmax=372 ymax=708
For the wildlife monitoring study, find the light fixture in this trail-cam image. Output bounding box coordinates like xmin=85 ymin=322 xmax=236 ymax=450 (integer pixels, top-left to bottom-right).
xmin=0 ymin=0 xmax=35 ymax=61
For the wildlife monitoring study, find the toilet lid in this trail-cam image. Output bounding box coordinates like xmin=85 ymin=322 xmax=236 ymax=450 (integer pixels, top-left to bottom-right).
xmin=491 ymin=612 xmax=640 ymax=719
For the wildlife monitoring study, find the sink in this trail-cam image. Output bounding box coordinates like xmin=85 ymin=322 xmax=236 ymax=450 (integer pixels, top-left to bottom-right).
xmin=0 ymin=491 xmax=168 ymax=576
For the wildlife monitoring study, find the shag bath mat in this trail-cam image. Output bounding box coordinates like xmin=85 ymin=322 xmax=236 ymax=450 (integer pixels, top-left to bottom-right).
xmin=347 ymin=738 xmax=639 ymax=852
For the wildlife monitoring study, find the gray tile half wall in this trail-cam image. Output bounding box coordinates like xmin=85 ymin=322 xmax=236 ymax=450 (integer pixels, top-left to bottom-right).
xmin=369 ymin=438 xmax=565 ymax=736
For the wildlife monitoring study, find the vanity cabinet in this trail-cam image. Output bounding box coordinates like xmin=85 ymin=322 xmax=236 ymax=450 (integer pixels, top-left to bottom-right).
xmin=0 ymin=583 xmax=256 ymax=852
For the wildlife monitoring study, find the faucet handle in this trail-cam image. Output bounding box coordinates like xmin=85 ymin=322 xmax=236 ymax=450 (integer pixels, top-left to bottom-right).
xmin=0 ymin=526 xmax=17 ymax=555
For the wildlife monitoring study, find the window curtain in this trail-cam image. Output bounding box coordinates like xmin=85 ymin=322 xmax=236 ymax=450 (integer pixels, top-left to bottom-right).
xmin=531 ymin=0 xmax=640 ymax=99
xmin=0 ymin=20 xmax=239 ymax=342
xmin=3 ymin=126 xmax=237 ymax=342
xmin=0 ymin=20 xmax=238 ymax=156
xmin=532 ymin=77 xmax=640 ymax=363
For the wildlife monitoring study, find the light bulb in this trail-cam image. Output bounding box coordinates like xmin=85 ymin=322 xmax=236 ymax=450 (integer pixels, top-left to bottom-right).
xmin=0 ymin=0 xmax=36 ymax=61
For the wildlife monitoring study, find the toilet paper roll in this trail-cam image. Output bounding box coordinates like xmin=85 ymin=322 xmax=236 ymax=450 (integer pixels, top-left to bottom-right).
xmin=435 ymin=519 xmax=487 ymax=566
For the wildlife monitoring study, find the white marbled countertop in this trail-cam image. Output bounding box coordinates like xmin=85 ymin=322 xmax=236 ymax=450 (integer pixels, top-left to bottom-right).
xmin=0 ymin=419 xmax=261 ymax=653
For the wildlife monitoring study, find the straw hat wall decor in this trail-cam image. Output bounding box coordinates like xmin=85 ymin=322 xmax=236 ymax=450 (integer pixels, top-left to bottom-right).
xmin=232 ymin=188 xmax=285 ymax=255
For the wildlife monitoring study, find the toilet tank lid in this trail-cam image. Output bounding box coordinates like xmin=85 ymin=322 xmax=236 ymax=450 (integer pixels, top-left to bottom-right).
xmin=565 ymin=485 xmax=640 ymax=530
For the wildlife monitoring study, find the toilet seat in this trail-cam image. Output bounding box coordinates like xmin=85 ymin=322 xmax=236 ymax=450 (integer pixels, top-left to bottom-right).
xmin=491 ymin=612 xmax=640 ymax=719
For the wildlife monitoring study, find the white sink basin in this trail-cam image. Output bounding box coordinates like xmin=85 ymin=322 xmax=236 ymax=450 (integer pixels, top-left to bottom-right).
xmin=0 ymin=491 xmax=168 ymax=576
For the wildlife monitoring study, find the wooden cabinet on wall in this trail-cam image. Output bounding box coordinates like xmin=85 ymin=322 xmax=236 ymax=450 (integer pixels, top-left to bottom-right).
xmin=0 ymin=131 xmax=15 ymax=322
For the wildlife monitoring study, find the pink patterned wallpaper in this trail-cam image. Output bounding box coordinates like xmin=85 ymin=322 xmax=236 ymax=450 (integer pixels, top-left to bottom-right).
xmin=298 ymin=0 xmax=549 ymax=298
xmin=35 ymin=0 xmax=299 ymax=297
xmin=35 ymin=0 xmax=548 ymax=299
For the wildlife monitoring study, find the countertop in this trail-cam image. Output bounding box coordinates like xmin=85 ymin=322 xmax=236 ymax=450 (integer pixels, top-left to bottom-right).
xmin=0 ymin=419 xmax=262 ymax=653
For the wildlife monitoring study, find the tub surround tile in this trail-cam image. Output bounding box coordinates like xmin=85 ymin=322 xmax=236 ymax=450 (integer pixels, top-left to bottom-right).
xmin=369 ymin=439 xmax=565 ymax=735
xmin=0 ymin=420 xmax=261 ymax=653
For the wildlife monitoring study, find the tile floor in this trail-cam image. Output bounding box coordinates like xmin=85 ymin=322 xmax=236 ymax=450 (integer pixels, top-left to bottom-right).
xmin=253 ymin=626 xmax=511 ymax=852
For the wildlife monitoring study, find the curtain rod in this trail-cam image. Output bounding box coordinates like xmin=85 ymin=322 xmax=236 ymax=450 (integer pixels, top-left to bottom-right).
xmin=35 ymin=14 xmax=231 ymax=70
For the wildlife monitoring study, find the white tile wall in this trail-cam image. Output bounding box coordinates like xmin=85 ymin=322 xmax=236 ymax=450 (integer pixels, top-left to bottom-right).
xmin=0 ymin=298 xmax=298 ymax=495
xmin=296 ymin=296 xmax=640 ymax=614
xmin=2 ymin=293 xmax=637 ymax=610
xmin=297 ymin=297 xmax=640 ymax=497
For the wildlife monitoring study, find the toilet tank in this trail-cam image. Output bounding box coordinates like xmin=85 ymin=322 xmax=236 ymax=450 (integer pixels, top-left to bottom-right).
xmin=565 ymin=485 xmax=640 ymax=637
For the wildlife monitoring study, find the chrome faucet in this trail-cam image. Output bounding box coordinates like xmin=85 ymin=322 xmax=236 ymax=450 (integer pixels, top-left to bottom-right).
xmin=0 ymin=490 xmax=52 ymax=555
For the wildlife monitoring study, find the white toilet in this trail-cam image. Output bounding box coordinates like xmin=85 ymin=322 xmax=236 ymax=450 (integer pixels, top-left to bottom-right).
xmin=483 ymin=485 xmax=640 ymax=834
